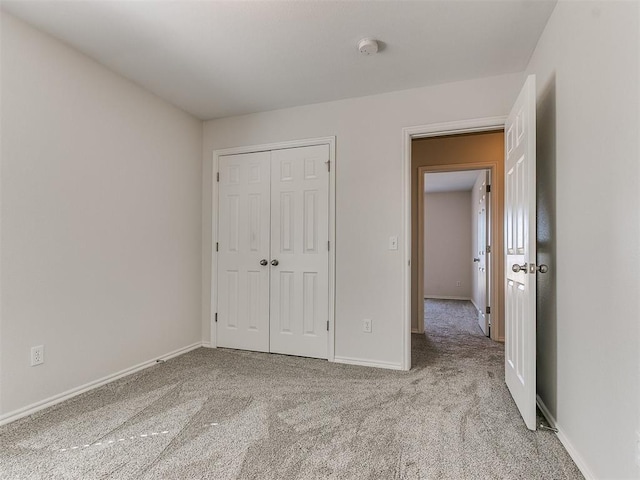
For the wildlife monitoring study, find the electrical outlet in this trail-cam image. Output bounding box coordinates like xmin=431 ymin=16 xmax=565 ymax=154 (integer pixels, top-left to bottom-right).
xmin=31 ymin=345 xmax=44 ymax=366
xmin=456 ymin=281 xmax=461 ymax=287
xmin=363 ymin=318 xmax=372 ymax=333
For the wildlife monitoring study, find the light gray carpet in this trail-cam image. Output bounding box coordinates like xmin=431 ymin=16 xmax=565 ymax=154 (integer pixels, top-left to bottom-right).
xmin=0 ymin=299 xmax=582 ymax=479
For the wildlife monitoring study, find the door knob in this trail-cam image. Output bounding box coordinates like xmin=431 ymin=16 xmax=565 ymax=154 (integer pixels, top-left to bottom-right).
xmin=271 ymin=259 xmax=279 ymax=266
xmin=512 ymin=263 xmax=527 ymax=273
xmin=259 ymin=259 xmax=268 ymax=266
xmin=537 ymin=264 xmax=549 ymax=274
xmin=473 ymin=258 xmax=480 ymax=263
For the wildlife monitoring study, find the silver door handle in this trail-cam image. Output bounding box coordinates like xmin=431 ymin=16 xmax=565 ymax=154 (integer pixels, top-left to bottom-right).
xmin=537 ymin=264 xmax=549 ymax=274
xmin=259 ymin=259 xmax=268 ymax=266
xmin=512 ymin=263 xmax=527 ymax=273
xmin=271 ymin=259 xmax=279 ymax=266
xmin=473 ymin=258 xmax=480 ymax=262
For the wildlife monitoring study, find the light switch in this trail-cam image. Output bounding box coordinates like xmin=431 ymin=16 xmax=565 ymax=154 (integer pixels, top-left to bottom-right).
xmin=389 ymin=236 xmax=398 ymax=250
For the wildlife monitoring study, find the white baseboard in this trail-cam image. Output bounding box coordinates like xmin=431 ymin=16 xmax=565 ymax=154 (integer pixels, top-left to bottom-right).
xmin=333 ymin=356 xmax=403 ymax=371
xmin=201 ymin=341 xmax=213 ymax=348
xmin=424 ymin=295 xmax=471 ymax=301
xmin=536 ymin=395 xmax=596 ymax=480
xmin=470 ymin=297 xmax=479 ymax=311
xmin=0 ymin=342 xmax=203 ymax=427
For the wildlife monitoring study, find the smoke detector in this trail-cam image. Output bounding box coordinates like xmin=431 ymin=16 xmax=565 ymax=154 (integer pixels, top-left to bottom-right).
xmin=357 ymin=38 xmax=379 ymax=56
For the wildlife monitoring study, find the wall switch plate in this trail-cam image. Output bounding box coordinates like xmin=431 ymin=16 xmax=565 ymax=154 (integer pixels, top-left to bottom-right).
xmin=31 ymin=345 xmax=44 ymax=366
xmin=388 ymin=236 xmax=398 ymax=250
xmin=456 ymin=281 xmax=461 ymax=287
xmin=363 ymin=318 xmax=372 ymax=333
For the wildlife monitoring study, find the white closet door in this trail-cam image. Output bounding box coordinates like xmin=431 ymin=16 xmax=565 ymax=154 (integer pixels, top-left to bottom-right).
xmin=269 ymin=145 xmax=330 ymax=359
xmin=217 ymin=152 xmax=271 ymax=352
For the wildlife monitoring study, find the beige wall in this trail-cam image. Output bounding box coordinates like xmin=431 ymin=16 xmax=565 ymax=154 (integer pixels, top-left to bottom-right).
xmin=0 ymin=13 xmax=203 ymax=417
xmin=526 ymin=2 xmax=639 ymax=478
xmin=423 ymin=191 xmax=472 ymax=299
xmin=411 ymin=132 xmax=504 ymax=335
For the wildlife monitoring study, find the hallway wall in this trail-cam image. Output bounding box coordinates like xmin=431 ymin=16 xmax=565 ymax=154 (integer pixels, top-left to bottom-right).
xmin=423 ymin=191 xmax=472 ymax=299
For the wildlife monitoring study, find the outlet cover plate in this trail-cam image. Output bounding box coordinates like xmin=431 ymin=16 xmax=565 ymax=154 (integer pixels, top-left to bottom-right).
xmin=31 ymin=345 xmax=44 ymax=366
xmin=363 ymin=319 xmax=372 ymax=333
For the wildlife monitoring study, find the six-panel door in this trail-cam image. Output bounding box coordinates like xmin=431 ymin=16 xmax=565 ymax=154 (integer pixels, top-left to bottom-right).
xmin=216 ymin=145 xmax=330 ymax=359
xmin=269 ymin=145 xmax=329 ymax=359
xmin=477 ymin=171 xmax=489 ymax=336
xmin=217 ymin=152 xmax=271 ymax=352
xmin=505 ymin=75 xmax=537 ymax=430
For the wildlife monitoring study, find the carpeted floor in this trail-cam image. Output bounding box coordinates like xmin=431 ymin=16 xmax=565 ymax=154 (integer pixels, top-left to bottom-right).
xmin=0 ymin=299 xmax=582 ymax=479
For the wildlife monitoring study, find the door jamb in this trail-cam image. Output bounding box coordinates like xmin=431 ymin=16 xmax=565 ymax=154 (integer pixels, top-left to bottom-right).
xmin=210 ymin=136 xmax=337 ymax=362
xmin=402 ymin=117 xmax=506 ymax=371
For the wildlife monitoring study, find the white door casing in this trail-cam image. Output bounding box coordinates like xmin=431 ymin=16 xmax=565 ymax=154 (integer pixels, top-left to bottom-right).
xmin=270 ymin=145 xmax=330 ymax=359
xmin=214 ymin=142 xmax=331 ymax=360
xmin=217 ymin=152 xmax=271 ymax=352
xmin=504 ymin=75 xmax=537 ymax=430
xmin=476 ymin=171 xmax=489 ymax=336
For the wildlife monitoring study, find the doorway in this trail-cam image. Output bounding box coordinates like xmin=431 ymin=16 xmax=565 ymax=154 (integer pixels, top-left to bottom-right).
xmin=421 ymin=169 xmax=492 ymax=336
xmin=408 ymin=128 xmax=506 ymax=359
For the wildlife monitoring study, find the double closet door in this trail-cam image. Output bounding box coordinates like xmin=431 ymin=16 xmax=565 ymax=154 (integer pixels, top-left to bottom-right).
xmin=217 ymin=144 xmax=330 ymax=359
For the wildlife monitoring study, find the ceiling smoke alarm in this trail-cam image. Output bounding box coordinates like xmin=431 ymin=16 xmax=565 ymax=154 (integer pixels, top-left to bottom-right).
xmin=357 ymin=38 xmax=379 ymax=56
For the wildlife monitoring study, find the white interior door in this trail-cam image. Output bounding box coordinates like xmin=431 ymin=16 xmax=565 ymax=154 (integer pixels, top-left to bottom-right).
xmin=476 ymin=171 xmax=489 ymax=336
xmin=505 ymin=74 xmax=537 ymax=430
xmin=269 ymin=145 xmax=330 ymax=359
xmin=217 ymin=152 xmax=271 ymax=352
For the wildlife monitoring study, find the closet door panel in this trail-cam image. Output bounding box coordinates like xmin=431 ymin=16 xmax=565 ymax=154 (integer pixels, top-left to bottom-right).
xmin=270 ymin=145 xmax=330 ymax=359
xmin=217 ymin=152 xmax=271 ymax=352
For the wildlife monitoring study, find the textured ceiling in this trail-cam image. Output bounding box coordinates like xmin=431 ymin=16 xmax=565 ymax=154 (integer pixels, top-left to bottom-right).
xmin=1 ymin=1 xmax=556 ymax=120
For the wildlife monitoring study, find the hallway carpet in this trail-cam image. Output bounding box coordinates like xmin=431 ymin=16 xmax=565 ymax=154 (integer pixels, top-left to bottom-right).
xmin=0 ymin=300 xmax=582 ymax=479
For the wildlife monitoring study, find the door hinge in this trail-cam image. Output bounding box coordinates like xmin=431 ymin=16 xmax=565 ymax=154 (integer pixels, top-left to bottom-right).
xmin=486 ymin=245 xmax=491 ymax=254
xmin=327 ymin=240 xmax=330 ymax=251
xmin=216 ymin=242 xmax=219 ymax=252
xmin=216 ymin=172 xmax=219 ymax=182
xmin=486 ymin=184 xmax=491 ymax=193
xmin=326 ymin=320 xmax=329 ymax=331
xmin=215 ymin=313 xmax=218 ymax=323
xmin=486 ymin=306 xmax=491 ymax=315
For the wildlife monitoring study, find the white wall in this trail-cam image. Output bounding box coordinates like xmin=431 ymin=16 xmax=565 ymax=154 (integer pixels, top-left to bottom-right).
xmin=0 ymin=13 xmax=203 ymax=417
xmin=423 ymin=190 xmax=471 ymax=299
xmin=526 ymin=2 xmax=640 ymax=478
xmin=202 ymin=73 xmax=523 ymax=367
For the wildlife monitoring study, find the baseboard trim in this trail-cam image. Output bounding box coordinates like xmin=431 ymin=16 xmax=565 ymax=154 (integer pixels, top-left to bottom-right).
xmin=536 ymin=395 xmax=596 ymax=480
xmin=201 ymin=341 xmax=213 ymax=348
xmin=0 ymin=342 xmax=203 ymax=427
xmin=333 ymin=356 xmax=403 ymax=371
xmin=470 ymin=297 xmax=479 ymax=311
xmin=424 ymin=295 xmax=471 ymax=301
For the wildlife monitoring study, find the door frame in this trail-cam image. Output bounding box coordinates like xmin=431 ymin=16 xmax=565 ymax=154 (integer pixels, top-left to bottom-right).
xmin=417 ymin=164 xmax=496 ymax=336
xmin=210 ymin=136 xmax=337 ymax=362
xmin=402 ymin=117 xmax=506 ymax=370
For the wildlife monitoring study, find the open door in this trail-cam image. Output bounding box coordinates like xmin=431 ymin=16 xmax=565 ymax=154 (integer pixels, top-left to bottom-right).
xmin=475 ymin=171 xmax=490 ymax=336
xmin=505 ymin=75 xmax=537 ymax=430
